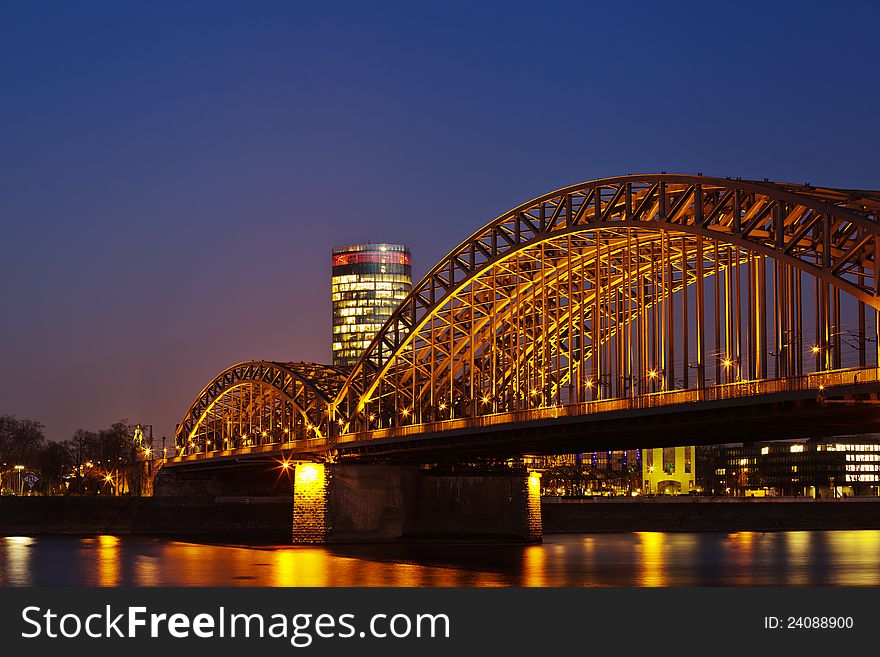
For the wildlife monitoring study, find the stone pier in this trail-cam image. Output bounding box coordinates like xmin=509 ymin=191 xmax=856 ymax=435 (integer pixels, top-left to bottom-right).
xmin=155 ymin=462 xmax=541 ymax=544
xmin=291 ymin=463 xmax=542 ymax=544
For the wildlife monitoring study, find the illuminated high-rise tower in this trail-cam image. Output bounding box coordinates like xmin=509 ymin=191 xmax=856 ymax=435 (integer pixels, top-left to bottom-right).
xmin=331 ymin=243 xmax=412 ymax=368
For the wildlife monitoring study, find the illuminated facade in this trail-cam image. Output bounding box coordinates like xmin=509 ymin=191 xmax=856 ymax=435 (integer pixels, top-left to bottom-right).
xmin=528 ymin=452 xmax=642 ymax=496
xmin=331 ymin=243 xmax=411 ymax=368
xmin=642 ymin=446 xmax=696 ymax=495
xmin=702 ymin=438 xmax=880 ymax=497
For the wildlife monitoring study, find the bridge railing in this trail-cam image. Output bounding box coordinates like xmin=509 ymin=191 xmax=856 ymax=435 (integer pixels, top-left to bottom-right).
xmin=335 ymin=365 xmax=880 ymax=446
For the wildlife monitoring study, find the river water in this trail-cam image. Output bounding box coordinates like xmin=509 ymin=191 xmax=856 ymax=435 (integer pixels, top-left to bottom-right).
xmin=2 ymin=531 xmax=880 ymax=586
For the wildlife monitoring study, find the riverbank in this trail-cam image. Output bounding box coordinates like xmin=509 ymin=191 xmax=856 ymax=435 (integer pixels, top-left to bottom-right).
xmin=0 ymin=497 xmax=292 ymax=541
xmin=542 ymin=496 xmax=880 ymax=532
xmin=3 ymin=496 xmax=880 ymax=539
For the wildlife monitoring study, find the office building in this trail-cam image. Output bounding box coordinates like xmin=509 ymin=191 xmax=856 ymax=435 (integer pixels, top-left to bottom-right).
xmin=331 ymin=243 xmax=412 ymax=368
xmin=701 ymin=437 xmax=880 ymax=498
xmin=642 ymin=446 xmax=697 ymax=495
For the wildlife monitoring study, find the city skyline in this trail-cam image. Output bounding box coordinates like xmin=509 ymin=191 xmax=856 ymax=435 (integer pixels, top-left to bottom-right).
xmin=2 ymin=2 xmax=879 ymax=441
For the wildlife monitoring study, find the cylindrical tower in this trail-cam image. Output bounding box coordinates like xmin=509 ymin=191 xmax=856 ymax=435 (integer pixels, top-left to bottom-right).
xmin=331 ymin=243 xmax=412 ymax=368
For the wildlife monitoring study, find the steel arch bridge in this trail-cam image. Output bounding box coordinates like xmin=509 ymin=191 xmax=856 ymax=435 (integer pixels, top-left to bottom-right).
xmin=176 ymin=361 xmax=347 ymax=449
xmin=174 ymin=174 xmax=880 ymax=461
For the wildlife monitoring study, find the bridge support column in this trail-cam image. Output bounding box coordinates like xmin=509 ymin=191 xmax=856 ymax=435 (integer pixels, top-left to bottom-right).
xmin=527 ymin=471 xmax=543 ymax=541
xmin=291 ymin=463 xmax=329 ymax=544
xmin=290 ymin=463 xmax=541 ymax=544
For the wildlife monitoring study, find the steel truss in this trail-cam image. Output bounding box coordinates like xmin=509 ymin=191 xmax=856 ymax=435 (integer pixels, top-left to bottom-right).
xmin=177 ymin=175 xmax=880 ymax=451
xmin=177 ymin=361 xmax=346 ymax=450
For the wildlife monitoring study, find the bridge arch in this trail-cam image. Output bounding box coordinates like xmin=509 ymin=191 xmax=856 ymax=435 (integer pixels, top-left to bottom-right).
xmin=337 ymin=174 xmax=880 ymax=433
xmin=176 ymin=361 xmax=347 ymax=452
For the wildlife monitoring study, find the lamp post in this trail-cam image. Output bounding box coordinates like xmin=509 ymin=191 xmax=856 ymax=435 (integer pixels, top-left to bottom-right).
xmin=14 ymin=465 xmax=25 ymax=496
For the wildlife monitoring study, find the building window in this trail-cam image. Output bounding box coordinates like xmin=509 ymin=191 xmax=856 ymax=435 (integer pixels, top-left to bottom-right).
xmin=663 ymin=447 xmax=675 ymax=475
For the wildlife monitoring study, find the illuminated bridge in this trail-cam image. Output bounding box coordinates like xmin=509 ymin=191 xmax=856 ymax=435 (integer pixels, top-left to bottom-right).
xmin=170 ymin=173 xmax=880 ymax=460
xmin=158 ymin=174 xmax=880 ymax=542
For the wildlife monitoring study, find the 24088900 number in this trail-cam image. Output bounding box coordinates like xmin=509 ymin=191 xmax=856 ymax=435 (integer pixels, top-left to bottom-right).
xmin=789 ymin=617 xmax=853 ymax=629
xmin=765 ymin=617 xmax=854 ymax=629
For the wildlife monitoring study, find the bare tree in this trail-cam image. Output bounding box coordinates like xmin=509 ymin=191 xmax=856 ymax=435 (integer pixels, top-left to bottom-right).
xmin=0 ymin=414 xmax=46 ymax=466
xmin=67 ymin=429 xmax=98 ymax=495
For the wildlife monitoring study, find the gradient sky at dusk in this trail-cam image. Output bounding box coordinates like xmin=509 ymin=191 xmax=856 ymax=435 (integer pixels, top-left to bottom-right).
xmin=2 ymin=1 xmax=879 ymax=441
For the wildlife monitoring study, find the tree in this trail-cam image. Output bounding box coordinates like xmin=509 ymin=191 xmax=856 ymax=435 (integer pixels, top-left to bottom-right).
xmin=66 ymin=429 xmax=98 ymax=495
xmin=37 ymin=440 xmax=72 ymax=494
xmin=96 ymin=419 xmax=134 ymax=467
xmin=0 ymin=414 xmax=46 ymax=467
xmin=0 ymin=416 xmax=144 ymax=495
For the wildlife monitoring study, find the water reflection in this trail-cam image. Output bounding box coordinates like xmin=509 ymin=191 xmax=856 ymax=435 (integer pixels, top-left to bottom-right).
xmin=726 ymin=531 xmax=757 ymax=586
xmin=1 ymin=537 xmax=34 ymax=586
xmin=522 ymin=545 xmax=547 ymax=586
xmin=97 ymin=535 xmax=120 ymax=586
xmin=134 ymin=553 xmax=160 ymax=586
xmin=785 ymin=532 xmax=811 ymax=587
xmin=823 ymin=531 xmax=880 ymax=586
xmin=636 ymin=532 xmax=666 ymax=587
xmin=3 ymin=531 xmax=880 ymax=586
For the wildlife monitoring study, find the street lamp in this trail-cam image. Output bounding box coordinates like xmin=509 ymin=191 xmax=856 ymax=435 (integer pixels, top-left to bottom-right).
xmin=14 ymin=465 xmax=24 ymax=496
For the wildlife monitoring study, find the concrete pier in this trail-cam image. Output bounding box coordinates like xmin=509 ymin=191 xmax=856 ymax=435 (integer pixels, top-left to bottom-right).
xmin=291 ymin=464 xmax=542 ymax=544
xmin=153 ymin=462 xmax=542 ymax=544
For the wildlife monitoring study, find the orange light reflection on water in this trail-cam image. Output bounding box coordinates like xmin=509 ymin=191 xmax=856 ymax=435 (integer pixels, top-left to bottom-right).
xmin=784 ymin=531 xmax=811 ymax=586
xmin=635 ymin=532 xmax=666 ymax=587
xmin=522 ymin=545 xmax=547 ymax=586
xmin=725 ymin=531 xmax=758 ymax=586
xmin=96 ymin=535 xmax=120 ymax=586
xmin=8 ymin=531 xmax=880 ymax=586
xmin=824 ymin=531 xmax=880 ymax=586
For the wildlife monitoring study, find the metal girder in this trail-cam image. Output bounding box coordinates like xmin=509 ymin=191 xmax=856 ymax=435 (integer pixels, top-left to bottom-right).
xmin=176 ymin=174 xmax=880 ymax=457
xmin=175 ymin=361 xmax=347 ymax=451
xmin=339 ymin=175 xmax=880 ymax=434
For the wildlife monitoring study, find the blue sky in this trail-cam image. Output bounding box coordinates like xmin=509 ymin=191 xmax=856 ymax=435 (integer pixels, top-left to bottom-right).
xmin=2 ymin=0 xmax=878 ymax=439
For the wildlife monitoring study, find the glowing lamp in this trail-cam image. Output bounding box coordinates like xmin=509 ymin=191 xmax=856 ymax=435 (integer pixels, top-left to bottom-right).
xmin=295 ymin=463 xmax=321 ymax=485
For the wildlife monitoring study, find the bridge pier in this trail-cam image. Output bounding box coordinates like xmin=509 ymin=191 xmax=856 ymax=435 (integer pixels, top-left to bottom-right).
xmin=291 ymin=463 xmax=329 ymax=543
xmin=154 ymin=461 xmax=542 ymax=543
xmin=292 ymin=463 xmax=542 ymax=544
